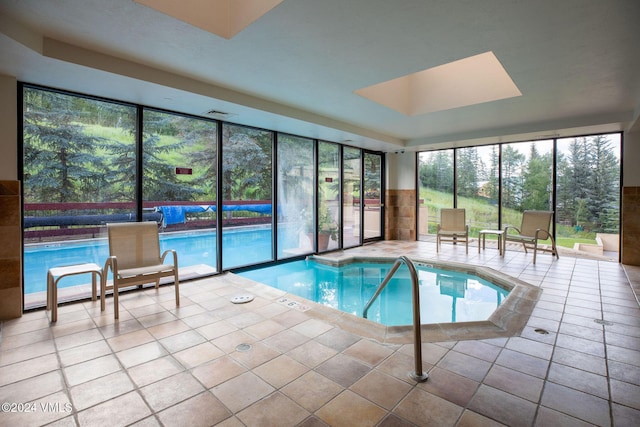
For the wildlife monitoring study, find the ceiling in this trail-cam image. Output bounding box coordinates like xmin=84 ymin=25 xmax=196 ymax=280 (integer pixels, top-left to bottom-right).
xmin=1 ymin=0 xmax=639 ymax=153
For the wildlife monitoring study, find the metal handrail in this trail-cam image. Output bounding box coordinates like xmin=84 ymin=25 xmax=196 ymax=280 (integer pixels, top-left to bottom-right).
xmin=363 ymin=256 xmax=428 ymax=382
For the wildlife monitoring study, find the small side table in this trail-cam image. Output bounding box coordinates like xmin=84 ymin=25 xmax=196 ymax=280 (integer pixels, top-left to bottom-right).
xmin=478 ymin=230 xmax=505 ymax=256
xmin=47 ymin=263 xmax=103 ymax=322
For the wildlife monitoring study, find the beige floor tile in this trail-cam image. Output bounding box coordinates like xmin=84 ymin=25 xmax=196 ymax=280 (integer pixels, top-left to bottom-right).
xmin=0 ymin=353 xmax=60 ymax=387
xmin=457 ymin=409 xmax=508 ymax=427
xmin=140 ymin=371 xmax=205 ymax=411
xmin=393 ymin=388 xmax=464 ymax=427
xmin=417 ymin=366 xmax=480 ymax=408
xmin=242 ymin=319 xmax=287 ymax=340
xmin=147 ymin=320 xmax=189 ymax=340
xmin=281 ymin=370 xmax=344 ymax=412
xmin=107 ymin=329 xmax=155 ymax=352
xmin=315 ymin=353 xmax=370 ymax=388
xmin=127 ymin=355 xmax=185 ymax=387
xmin=58 ymin=339 xmax=112 ymax=367
xmin=158 ymin=329 xmax=206 ymax=353
xmin=287 ymin=339 xmax=337 ymax=368
xmin=350 ymin=370 xmax=412 ymax=410
xmin=156 ymin=391 xmax=231 ymax=427
xmin=173 ymin=341 xmax=225 ymax=369
xmin=0 ymin=390 xmax=73 ymax=427
xmin=316 ymin=389 xmax=387 ymax=427
xmin=63 ymin=354 xmax=121 ymax=387
xmin=253 ymin=354 xmax=309 ymax=388
xmin=344 ymin=338 xmax=395 ymax=366
xmin=228 ymin=341 xmax=280 ymax=369
xmin=196 ymin=319 xmax=238 ymax=340
xmin=54 ymin=328 xmax=104 ymax=352
xmin=0 ymin=370 xmax=65 ymax=403
xmin=469 ymin=385 xmax=538 ymax=427
xmin=436 ymin=350 xmax=492 ymax=382
xmin=211 ymin=372 xmax=275 ymax=413
xmin=70 ymin=370 xmax=134 ymax=410
xmin=237 ymin=392 xmax=310 ymax=426
xmin=0 ymin=339 xmax=56 ymax=366
xmin=484 ymin=364 xmax=544 ymax=402
xmin=191 ymin=356 xmax=247 ymax=389
xmin=115 ymin=341 xmax=167 ymax=368
xmin=540 ymin=382 xmax=610 ymax=426
xmin=77 ymin=391 xmax=152 ymax=426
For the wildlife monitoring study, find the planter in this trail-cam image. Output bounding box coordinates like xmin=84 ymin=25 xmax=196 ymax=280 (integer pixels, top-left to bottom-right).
xmin=308 ymin=232 xmax=332 ymax=251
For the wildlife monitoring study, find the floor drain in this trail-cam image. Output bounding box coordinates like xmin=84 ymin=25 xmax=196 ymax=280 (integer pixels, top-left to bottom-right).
xmin=594 ymin=319 xmax=614 ymax=326
xmin=230 ymin=294 xmax=254 ymax=304
xmin=534 ymin=328 xmax=549 ymax=335
xmin=236 ymin=343 xmax=252 ymax=352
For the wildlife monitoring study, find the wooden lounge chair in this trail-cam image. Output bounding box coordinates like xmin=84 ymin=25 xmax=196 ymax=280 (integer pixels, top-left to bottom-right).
xmin=503 ymin=210 xmax=559 ymax=264
xmin=436 ymin=208 xmax=469 ymax=254
xmin=102 ymin=222 xmax=179 ymax=318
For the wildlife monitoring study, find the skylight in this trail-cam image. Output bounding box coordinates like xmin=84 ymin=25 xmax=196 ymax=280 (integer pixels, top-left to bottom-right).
xmin=354 ymin=51 xmax=522 ymax=116
xmin=134 ymin=0 xmax=283 ymax=39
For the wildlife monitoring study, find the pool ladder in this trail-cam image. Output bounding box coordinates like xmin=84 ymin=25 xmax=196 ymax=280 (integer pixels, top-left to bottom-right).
xmin=363 ymin=256 xmax=428 ymax=382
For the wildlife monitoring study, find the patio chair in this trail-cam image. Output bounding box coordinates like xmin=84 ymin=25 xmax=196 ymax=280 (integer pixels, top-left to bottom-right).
xmin=102 ymin=221 xmax=179 ymax=319
xmin=503 ymin=210 xmax=559 ymax=264
xmin=436 ymin=208 xmax=469 ymax=254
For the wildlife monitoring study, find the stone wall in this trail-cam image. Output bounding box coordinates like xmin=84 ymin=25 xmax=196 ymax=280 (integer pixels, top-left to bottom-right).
xmin=384 ymin=189 xmax=416 ymax=240
xmin=622 ymin=187 xmax=640 ymax=265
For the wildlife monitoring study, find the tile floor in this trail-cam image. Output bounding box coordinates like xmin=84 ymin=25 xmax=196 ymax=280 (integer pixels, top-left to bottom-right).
xmin=1 ymin=240 xmax=639 ymax=426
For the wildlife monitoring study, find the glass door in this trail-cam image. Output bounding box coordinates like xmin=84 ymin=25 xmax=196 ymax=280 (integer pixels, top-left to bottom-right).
xmin=363 ymin=152 xmax=384 ymax=240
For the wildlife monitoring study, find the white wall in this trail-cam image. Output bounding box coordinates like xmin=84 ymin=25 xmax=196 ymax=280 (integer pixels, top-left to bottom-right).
xmin=0 ymin=74 xmax=17 ymax=180
xmin=624 ymin=120 xmax=640 ymax=186
xmin=385 ymin=151 xmax=415 ymax=191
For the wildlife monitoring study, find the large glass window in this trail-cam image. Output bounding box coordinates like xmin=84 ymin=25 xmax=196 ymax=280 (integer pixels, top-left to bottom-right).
xmin=457 ymin=145 xmax=499 ymax=235
xmin=277 ymin=134 xmax=314 ymax=259
xmin=418 ymin=135 xmax=620 ymax=255
xmin=556 ymin=134 xmax=620 ymax=250
xmin=501 ymin=140 xmax=553 ymax=230
xmin=317 ymin=142 xmax=340 ymax=251
xmin=221 ymin=123 xmax=273 ymax=269
xmin=142 ymin=109 xmax=218 ymax=275
xmin=21 ymin=85 xmax=384 ymax=310
xmin=343 ymin=146 xmax=362 ymax=248
xmin=417 ymin=150 xmax=454 ymax=238
xmin=22 ymin=87 xmax=137 ymax=309
xmin=363 ymin=152 xmax=383 ymax=240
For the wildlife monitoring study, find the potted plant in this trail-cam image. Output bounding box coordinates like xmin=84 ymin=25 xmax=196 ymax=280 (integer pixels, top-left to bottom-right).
xmin=304 ymin=202 xmax=338 ymax=251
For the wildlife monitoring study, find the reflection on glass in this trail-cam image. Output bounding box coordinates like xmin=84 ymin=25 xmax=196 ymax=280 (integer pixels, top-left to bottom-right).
xmin=277 ymin=134 xmax=314 ymax=259
xmin=318 ymin=142 xmax=340 ymax=251
xmin=343 ymin=147 xmax=361 ymax=248
xmin=456 ymin=145 xmax=499 ymax=236
xmin=417 ymin=150 xmax=454 ymax=238
xmin=501 ymin=140 xmax=553 ymax=230
xmin=22 ymin=86 xmax=137 ymax=308
xmin=142 ymin=109 xmax=218 ymax=275
xmin=556 ymin=134 xmax=620 ymax=248
xmin=363 ymin=152 xmax=383 ymax=239
xmin=222 ymin=123 xmax=273 ymax=268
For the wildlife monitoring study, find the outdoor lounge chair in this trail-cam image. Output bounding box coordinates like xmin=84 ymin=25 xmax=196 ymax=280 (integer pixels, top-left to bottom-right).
xmin=102 ymin=221 xmax=179 ymax=319
xmin=436 ymin=208 xmax=469 ymax=254
xmin=503 ymin=210 xmax=559 ymax=264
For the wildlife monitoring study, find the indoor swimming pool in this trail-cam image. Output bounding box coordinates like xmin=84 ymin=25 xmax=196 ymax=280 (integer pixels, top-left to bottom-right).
xmin=237 ymin=259 xmax=510 ymax=326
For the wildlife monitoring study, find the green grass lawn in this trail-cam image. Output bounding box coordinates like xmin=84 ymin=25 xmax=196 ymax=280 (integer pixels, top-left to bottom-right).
xmin=419 ymin=188 xmax=599 ymax=248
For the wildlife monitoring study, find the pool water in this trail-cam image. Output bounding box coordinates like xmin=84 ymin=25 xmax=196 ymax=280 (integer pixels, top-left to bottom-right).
xmin=24 ymin=227 xmax=282 ymax=294
xmin=237 ymin=260 xmax=510 ymax=326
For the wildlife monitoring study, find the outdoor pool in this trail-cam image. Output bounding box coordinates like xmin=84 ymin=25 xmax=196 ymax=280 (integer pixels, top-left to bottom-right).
xmin=24 ymin=226 xmax=291 ymax=295
xmin=237 ymin=259 xmax=510 ymax=326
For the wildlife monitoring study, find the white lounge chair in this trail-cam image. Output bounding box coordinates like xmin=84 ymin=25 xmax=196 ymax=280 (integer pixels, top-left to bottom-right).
xmin=503 ymin=210 xmax=559 ymax=264
xmin=102 ymin=222 xmax=179 ymax=318
xmin=436 ymin=208 xmax=469 ymax=254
